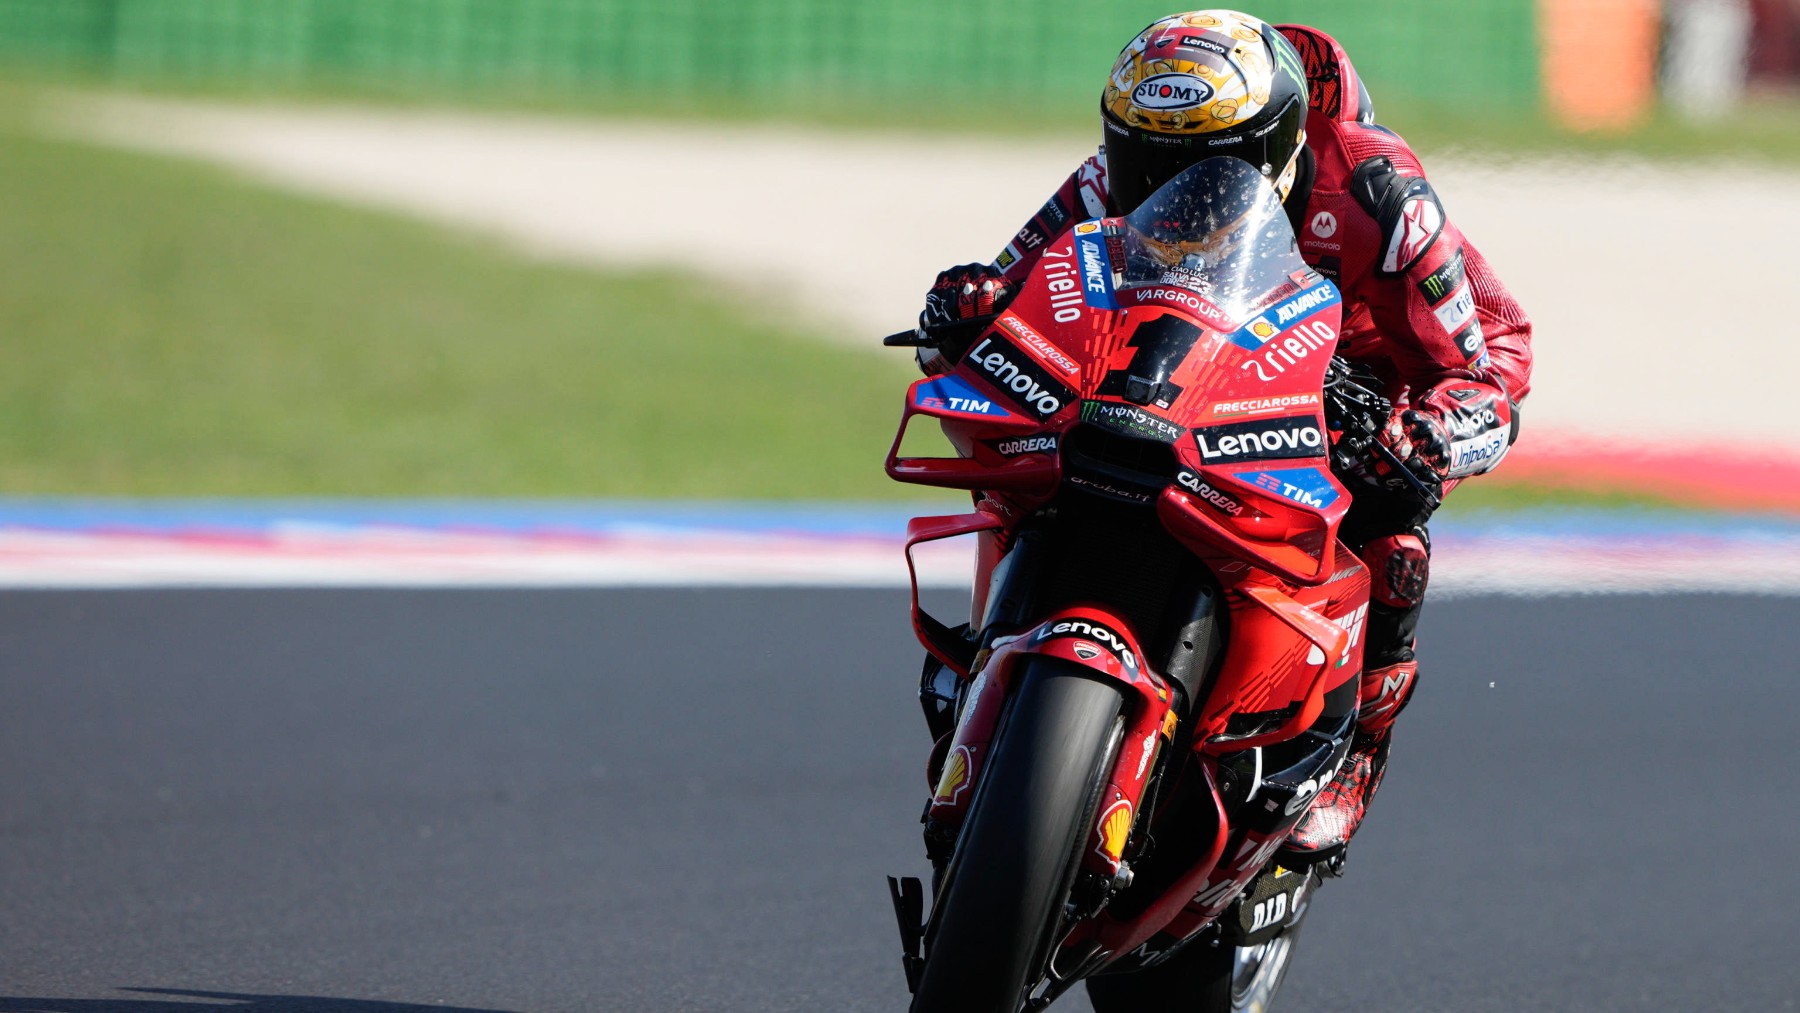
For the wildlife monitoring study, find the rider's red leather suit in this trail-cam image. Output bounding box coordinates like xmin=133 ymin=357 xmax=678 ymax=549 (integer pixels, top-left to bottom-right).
xmin=990 ymin=25 xmax=1533 ymax=467
xmin=977 ymin=24 xmax=1534 ymax=669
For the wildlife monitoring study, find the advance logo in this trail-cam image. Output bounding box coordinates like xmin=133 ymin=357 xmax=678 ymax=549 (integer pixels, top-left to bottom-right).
xmin=1194 ymin=416 xmax=1326 ymax=463
xmin=1076 ymin=233 xmax=1118 ymax=310
xmin=1269 ymin=283 xmax=1341 ymax=326
xmin=966 ymin=336 xmax=1075 ymax=421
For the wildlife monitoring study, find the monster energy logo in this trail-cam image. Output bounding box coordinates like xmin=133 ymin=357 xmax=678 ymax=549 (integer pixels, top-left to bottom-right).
xmin=1269 ymin=28 xmax=1306 ymax=87
xmin=1416 ymin=248 xmax=1467 ymax=305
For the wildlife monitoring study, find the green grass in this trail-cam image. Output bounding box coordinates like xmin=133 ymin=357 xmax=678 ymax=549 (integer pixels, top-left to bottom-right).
xmin=0 ymin=83 xmax=1689 ymax=509
xmin=0 ymin=90 xmax=930 ymax=498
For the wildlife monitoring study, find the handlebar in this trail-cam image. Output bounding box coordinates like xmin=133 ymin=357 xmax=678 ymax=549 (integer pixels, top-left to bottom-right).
xmin=1322 ymin=357 xmax=1441 ymax=512
xmin=882 ymin=313 xmax=1001 ymax=348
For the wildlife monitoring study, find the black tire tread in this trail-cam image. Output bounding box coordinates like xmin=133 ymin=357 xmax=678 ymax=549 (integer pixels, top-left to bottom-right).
xmin=909 ymin=659 xmax=1125 ymax=1013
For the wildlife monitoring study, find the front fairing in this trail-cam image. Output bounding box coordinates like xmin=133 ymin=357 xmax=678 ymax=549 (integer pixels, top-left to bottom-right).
xmin=889 ymin=157 xmax=1349 ymax=583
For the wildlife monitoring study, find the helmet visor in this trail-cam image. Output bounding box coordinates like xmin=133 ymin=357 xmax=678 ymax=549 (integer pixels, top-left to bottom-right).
xmin=1104 ymin=93 xmax=1305 ymax=215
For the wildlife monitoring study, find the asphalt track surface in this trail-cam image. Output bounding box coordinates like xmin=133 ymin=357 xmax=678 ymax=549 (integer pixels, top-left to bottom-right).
xmin=3 ymin=589 xmax=1797 ymax=1012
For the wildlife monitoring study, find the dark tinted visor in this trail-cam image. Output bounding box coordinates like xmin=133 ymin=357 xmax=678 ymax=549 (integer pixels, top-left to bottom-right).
xmin=1103 ymin=94 xmax=1305 ymax=215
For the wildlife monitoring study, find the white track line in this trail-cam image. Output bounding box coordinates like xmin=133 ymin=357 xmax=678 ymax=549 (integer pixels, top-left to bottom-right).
xmin=2 ymin=527 xmax=1796 ymax=594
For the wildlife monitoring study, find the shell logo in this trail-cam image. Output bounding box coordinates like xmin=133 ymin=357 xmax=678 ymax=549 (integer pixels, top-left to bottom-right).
xmin=933 ymin=745 xmax=974 ymax=805
xmin=1250 ymin=319 xmax=1277 ymax=340
xmin=1095 ymin=799 xmax=1134 ymax=862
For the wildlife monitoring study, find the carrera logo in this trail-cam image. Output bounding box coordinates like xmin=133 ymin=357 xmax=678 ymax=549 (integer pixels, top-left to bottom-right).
xmin=966 ymin=337 xmax=1073 ymax=421
xmin=1037 ymin=619 xmax=1139 ymax=670
xmin=1176 ymin=470 xmax=1244 ymax=516
xmin=990 ymin=435 xmax=1058 ymax=456
xmin=1194 ymin=417 xmax=1325 ymax=462
xmin=1132 ymin=72 xmax=1216 ymax=110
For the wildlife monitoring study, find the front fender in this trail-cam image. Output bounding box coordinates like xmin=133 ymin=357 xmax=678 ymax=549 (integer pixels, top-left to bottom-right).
xmin=927 ymin=608 xmax=1177 ymax=879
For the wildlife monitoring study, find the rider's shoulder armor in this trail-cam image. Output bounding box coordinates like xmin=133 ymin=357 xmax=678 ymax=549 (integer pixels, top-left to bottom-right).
xmin=1348 ymin=156 xmax=1448 ymax=277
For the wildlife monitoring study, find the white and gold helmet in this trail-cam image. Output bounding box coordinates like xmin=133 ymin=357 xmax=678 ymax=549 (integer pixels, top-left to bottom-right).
xmin=1101 ymin=10 xmax=1311 ymax=212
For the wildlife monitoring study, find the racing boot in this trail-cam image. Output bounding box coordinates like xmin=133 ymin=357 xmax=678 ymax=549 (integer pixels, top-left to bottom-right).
xmin=1279 ymin=659 xmax=1417 ymax=865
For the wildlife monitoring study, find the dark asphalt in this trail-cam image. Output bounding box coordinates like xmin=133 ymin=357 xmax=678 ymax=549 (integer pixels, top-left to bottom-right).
xmin=1 ymin=589 xmax=1797 ymax=1012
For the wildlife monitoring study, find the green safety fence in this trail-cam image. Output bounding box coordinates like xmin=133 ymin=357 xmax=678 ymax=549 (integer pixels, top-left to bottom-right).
xmin=0 ymin=0 xmax=1538 ymax=109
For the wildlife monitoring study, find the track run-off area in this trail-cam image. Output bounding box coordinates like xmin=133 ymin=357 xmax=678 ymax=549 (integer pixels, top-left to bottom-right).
xmin=3 ymin=587 xmax=1798 ymax=1012
xmin=49 ymin=96 xmax=1800 ymax=511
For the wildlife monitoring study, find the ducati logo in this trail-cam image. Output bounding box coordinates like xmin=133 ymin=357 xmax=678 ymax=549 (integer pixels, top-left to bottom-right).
xmin=1073 ymin=642 xmax=1101 ymax=660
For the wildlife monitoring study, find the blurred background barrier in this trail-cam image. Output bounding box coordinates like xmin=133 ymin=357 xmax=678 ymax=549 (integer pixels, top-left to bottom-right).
xmin=4 ymin=1 xmax=1798 ymax=125
xmin=0 ymin=0 xmax=1544 ymax=108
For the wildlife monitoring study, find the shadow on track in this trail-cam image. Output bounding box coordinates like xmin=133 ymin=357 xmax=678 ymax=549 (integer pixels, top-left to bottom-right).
xmin=0 ymin=989 xmax=520 ymax=1013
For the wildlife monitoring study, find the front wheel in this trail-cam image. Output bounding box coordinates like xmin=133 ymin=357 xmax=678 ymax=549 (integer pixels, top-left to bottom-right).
xmin=909 ymin=658 xmax=1125 ymax=1013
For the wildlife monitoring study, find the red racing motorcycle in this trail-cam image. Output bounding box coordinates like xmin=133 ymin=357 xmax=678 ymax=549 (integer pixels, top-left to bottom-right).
xmin=883 ymin=158 xmax=1427 ymax=1013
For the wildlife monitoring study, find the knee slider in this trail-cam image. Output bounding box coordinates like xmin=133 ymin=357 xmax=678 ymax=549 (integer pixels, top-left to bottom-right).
xmin=1360 ymin=533 xmax=1429 ymax=609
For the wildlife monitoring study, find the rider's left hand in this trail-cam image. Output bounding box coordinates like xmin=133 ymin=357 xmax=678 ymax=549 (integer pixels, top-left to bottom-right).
xmin=1374 ymin=407 xmax=1452 ymax=498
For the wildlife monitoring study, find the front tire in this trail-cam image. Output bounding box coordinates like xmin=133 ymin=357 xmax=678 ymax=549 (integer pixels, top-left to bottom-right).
xmin=909 ymin=658 xmax=1125 ymax=1013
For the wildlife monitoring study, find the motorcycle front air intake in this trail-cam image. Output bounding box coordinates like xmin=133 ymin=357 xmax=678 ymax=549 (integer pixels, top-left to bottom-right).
xmin=881 ymin=158 xmax=1403 ymax=1013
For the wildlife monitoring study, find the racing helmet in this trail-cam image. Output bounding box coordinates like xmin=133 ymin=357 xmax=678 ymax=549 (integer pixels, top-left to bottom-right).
xmin=1101 ymin=10 xmax=1310 ymax=215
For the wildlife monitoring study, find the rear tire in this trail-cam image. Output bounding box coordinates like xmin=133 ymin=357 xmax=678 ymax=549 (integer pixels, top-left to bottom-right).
xmin=908 ymin=658 xmax=1125 ymax=1013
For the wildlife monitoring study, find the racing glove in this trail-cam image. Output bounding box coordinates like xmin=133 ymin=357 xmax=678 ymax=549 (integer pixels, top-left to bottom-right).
xmin=916 ymin=263 xmax=1013 ymax=375
xmin=922 ymin=263 xmax=1012 ymax=329
xmin=1373 ymin=379 xmax=1517 ymax=498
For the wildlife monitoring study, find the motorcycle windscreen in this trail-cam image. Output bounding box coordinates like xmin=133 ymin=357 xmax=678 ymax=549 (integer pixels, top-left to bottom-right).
xmin=1117 ymin=156 xmax=1305 ymax=328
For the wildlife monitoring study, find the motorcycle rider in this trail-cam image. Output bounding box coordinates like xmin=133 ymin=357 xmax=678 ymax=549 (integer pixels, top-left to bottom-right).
xmin=916 ymin=10 xmax=1533 ymax=865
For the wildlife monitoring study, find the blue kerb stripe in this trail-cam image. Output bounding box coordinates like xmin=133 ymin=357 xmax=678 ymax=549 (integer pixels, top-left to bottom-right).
xmin=0 ymin=499 xmax=957 ymax=538
xmin=0 ymin=500 xmax=1791 ymax=540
